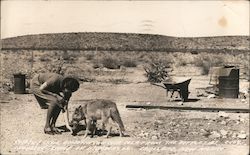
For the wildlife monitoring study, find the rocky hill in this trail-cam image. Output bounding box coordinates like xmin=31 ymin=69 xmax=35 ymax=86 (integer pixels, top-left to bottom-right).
xmin=1 ymin=32 xmax=249 ymax=52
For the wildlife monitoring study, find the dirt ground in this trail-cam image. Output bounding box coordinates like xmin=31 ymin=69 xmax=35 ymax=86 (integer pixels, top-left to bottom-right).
xmin=0 ymin=66 xmax=249 ymax=155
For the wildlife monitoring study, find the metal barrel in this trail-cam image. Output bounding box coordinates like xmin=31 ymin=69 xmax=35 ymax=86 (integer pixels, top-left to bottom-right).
xmin=218 ymin=67 xmax=239 ymax=98
xmin=13 ymin=73 xmax=26 ymax=94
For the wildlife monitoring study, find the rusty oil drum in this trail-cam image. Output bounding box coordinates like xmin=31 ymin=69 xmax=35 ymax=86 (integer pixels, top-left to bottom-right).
xmin=218 ymin=67 xmax=239 ymax=98
xmin=13 ymin=73 xmax=26 ymax=94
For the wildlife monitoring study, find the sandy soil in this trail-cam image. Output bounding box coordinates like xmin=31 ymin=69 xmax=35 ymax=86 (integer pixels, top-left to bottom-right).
xmin=0 ymin=67 xmax=249 ymax=155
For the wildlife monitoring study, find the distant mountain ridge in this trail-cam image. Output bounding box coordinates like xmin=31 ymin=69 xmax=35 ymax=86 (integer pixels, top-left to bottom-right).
xmin=1 ymin=32 xmax=249 ymax=52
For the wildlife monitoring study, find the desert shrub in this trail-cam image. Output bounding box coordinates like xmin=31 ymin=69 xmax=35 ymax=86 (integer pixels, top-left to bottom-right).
xmin=211 ymin=55 xmax=225 ymax=66
xmin=102 ymin=57 xmax=120 ymax=69
xmin=85 ymin=53 xmax=95 ymax=60
xmin=121 ymin=58 xmax=137 ymax=67
xmin=194 ymin=56 xmax=204 ymax=67
xmin=106 ymin=78 xmax=129 ymax=84
xmin=39 ymin=55 xmax=51 ymax=62
xmin=144 ymin=62 xmax=169 ymax=83
xmin=180 ymin=60 xmax=188 ymax=66
xmin=177 ymin=57 xmax=188 ymax=66
xmin=62 ymin=65 xmax=95 ymax=82
xmin=27 ymin=57 xmax=34 ymax=62
xmin=92 ymin=60 xmax=102 ymax=69
xmin=34 ymin=58 xmax=66 ymax=75
xmin=0 ymin=82 xmax=14 ymax=93
xmin=139 ymin=52 xmax=174 ymax=68
xmin=153 ymin=59 xmax=172 ymax=68
xmin=61 ymin=51 xmax=79 ymax=62
xmin=194 ymin=56 xmax=210 ymax=75
xmin=194 ymin=53 xmax=225 ymax=75
xmin=241 ymin=54 xmax=249 ymax=81
xmin=173 ymin=52 xmax=195 ymax=67
xmin=200 ymin=61 xmax=210 ymax=75
xmin=62 ymin=51 xmax=71 ymax=61
xmin=3 ymin=56 xmax=8 ymax=60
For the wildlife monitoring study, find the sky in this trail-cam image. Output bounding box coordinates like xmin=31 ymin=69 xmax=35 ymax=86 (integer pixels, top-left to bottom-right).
xmin=1 ymin=0 xmax=249 ymax=39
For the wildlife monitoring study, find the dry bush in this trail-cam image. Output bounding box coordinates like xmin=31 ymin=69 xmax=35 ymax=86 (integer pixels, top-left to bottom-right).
xmin=239 ymin=53 xmax=250 ymax=81
xmin=173 ymin=52 xmax=195 ymax=67
xmin=144 ymin=62 xmax=169 ymax=83
xmin=33 ymin=51 xmax=66 ymax=75
xmin=101 ymin=57 xmax=120 ymax=69
xmin=109 ymin=51 xmax=138 ymax=67
xmin=177 ymin=57 xmax=188 ymax=66
xmin=121 ymin=58 xmax=137 ymax=67
xmin=85 ymin=53 xmax=95 ymax=60
xmin=62 ymin=51 xmax=79 ymax=62
xmin=200 ymin=61 xmax=210 ymax=75
xmin=91 ymin=51 xmax=174 ymax=69
xmin=92 ymin=52 xmax=121 ymax=69
xmin=137 ymin=51 xmax=174 ymax=68
xmin=63 ymin=66 xmax=95 ymax=82
xmin=39 ymin=55 xmax=51 ymax=62
xmin=106 ymin=78 xmax=129 ymax=84
xmin=47 ymin=61 xmax=65 ymax=74
xmin=92 ymin=60 xmax=102 ymax=69
xmin=194 ymin=53 xmax=225 ymax=75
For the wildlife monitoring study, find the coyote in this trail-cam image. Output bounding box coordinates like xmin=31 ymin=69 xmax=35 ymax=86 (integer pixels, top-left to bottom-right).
xmin=72 ymin=99 xmax=125 ymax=138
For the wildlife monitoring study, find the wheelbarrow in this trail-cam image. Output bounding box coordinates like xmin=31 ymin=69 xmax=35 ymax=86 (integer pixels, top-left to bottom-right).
xmin=153 ymin=78 xmax=191 ymax=102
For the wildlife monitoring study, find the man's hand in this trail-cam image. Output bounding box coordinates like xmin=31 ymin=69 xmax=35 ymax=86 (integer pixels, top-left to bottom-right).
xmin=56 ymin=95 xmax=64 ymax=102
xmin=55 ymin=95 xmax=66 ymax=109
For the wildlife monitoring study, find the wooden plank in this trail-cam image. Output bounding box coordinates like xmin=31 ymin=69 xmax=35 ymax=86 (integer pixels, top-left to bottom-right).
xmin=126 ymin=105 xmax=250 ymax=113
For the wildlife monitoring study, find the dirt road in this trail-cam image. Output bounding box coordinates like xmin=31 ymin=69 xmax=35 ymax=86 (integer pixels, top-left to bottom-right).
xmin=1 ymin=80 xmax=249 ymax=155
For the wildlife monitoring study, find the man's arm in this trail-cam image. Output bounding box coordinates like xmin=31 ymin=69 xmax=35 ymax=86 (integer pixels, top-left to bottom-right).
xmin=39 ymin=82 xmax=58 ymax=96
xmin=62 ymin=101 xmax=73 ymax=133
xmin=39 ymin=82 xmax=64 ymax=108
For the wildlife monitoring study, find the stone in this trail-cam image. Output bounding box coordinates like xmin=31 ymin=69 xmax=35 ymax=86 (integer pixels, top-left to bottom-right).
xmin=232 ymin=133 xmax=237 ymax=138
xmin=166 ymin=131 xmax=172 ymax=135
xmin=171 ymin=122 xmax=177 ymax=126
xmin=201 ymin=129 xmax=211 ymax=137
xmin=138 ymin=133 xmax=144 ymax=137
xmin=155 ymin=120 xmax=163 ymax=125
xmin=239 ymin=117 xmax=245 ymax=122
xmin=209 ymin=131 xmax=221 ymax=139
xmin=144 ymin=132 xmax=149 ymax=137
xmin=220 ymin=130 xmax=228 ymax=136
xmin=218 ymin=111 xmax=229 ymax=118
xmin=237 ymin=133 xmax=247 ymax=139
xmin=241 ymin=99 xmax=247 ymax=103
xmin=151 ymin=135 xmax=158 ymax=140
xmin=146 ymin=102 xmax=151 ymax=105
xmin=220 ymin=120 xmax=227 ymax=125
xmin=207 ymin=94 xmax=216 ymax=99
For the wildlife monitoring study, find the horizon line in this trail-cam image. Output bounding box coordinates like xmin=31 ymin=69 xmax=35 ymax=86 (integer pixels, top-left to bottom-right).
xmin=1 ymin=32 xmax=249 ymax=40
